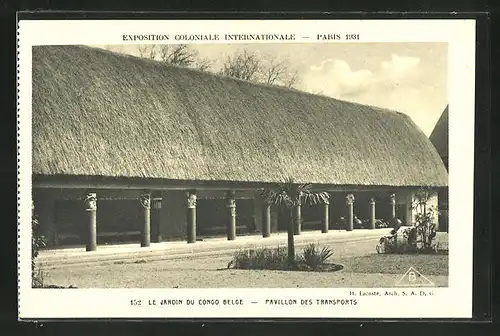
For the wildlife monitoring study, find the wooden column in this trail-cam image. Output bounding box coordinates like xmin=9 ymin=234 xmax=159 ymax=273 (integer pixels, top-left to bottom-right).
xmin=389 ymin=193 xmax=396 ymax=219
xmin=346 ymin=194 xmax=354 ymax=231
xmin=84 ymin=192 xmax=97 ymax=252
xmin=322 ymin=200 xmax=330 ymax=233
xmin=139 ymin=193 xmax=151 ymax=247
xmin=293 ymin=203 xmax=301 ymax=235
xmin=150 ymin=195 xmax=162 ymax=243
xmin=263 ymin=204 xmax=271 ymax=238
xmin=369 ymin=197 xmax=376 ymax=229
xmin=186 ymin=190 xmax=197 ymax=244
xmin=226 ymin=190 xmax=236 ymax=241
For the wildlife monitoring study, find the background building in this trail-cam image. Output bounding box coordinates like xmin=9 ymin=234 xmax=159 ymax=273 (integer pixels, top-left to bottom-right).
xmin=429 ymin=105 xmax=449 ymax=232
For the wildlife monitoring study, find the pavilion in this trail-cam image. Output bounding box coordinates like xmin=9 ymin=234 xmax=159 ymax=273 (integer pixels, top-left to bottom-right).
xmin=31 ymin=45 xmax=448 ymax=250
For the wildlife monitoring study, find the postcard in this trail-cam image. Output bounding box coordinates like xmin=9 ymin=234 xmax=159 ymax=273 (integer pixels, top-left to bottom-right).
xmin=17 ymin=17 xmax=475 ymax=319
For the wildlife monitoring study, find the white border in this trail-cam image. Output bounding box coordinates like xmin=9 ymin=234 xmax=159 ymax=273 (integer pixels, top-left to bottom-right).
xmin=17 ymin=19 xmax=476 ymax=319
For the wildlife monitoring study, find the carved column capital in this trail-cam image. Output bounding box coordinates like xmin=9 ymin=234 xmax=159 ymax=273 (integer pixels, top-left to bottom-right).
xmin=369 ymin=197 xmax=376 ymax=205
xmin=187 ymin=191 xmax=197 ymax=209
xmin=346 ymin=194 xmax=355 ymax=205
xmin=139 ymin=193 xmax=151 ymax=209
xmin=84 ymin=193 xmax=97 ymax=211
xmin=389 ymin=193 xmax=396 ymax=205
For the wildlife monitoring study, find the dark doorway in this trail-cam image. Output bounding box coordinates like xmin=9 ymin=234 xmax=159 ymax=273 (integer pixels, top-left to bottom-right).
xmin=196 ymin=199 xmax=256 ymax=236
xmin=277 ymin=206 xmax=291 ymax=231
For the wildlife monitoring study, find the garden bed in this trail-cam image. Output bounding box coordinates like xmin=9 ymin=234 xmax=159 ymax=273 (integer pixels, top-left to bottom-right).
xmin=34 ymin=284 xmax=78 ymax=289
xmin=292 ymin=263 xmax=344 ymax=272
xmin=228 ymin=243 xmax=344 ymax=272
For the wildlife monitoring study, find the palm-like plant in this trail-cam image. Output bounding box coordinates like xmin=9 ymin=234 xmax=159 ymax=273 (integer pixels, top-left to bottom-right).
xmin=411 ymin=187 xmax=438 ymax=251
xmin=261 ymin=178 xmax=330 ymax=268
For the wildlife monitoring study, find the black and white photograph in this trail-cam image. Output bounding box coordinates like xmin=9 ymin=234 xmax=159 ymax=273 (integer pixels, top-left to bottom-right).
xmin=30 ymin=42 xmax=449 ymax=288
xmin=17 ymin=19 xmax=475 ymax=319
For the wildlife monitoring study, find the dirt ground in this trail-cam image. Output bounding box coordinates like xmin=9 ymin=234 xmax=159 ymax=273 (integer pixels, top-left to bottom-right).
xmin=41 ymin=237 xmax=449 ymax=288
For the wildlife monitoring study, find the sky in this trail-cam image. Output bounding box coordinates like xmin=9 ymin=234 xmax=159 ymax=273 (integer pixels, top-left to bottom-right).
xmin=95 ymin=43 xmax=448 ymax=136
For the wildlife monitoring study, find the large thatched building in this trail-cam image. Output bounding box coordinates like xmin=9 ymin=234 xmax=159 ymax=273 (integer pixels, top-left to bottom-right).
xmin=32 ymin=45 xmax=448 ymax=250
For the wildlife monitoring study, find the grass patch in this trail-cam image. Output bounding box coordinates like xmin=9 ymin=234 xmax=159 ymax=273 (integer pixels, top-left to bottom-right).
xmin=344 ymin=253 xmax=448 ymax=276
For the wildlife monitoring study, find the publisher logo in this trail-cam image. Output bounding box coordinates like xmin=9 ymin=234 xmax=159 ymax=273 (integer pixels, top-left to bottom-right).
xmin=395 ymin=267 xmax=435 ymax=287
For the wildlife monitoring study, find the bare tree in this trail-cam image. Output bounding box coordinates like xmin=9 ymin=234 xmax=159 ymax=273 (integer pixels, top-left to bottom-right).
xmin=220 ymin=50 xmax=301 ymax=88
xmin=283 ymin=69 xmax=300 ymax=89
xmin=135 ymin=44 xmax=212 ymax=72
xmin=157 ymin=45 xmax=198 ymax=67
xmin=261 ymin=58 xmax=288 ymax=85
xmin=193 ymin=57 xmax=213 ymax=71
xmin=219 ymin=50 xmax=262 ymax=82
xmin=138 ymin=45 xmax=157 ymax=59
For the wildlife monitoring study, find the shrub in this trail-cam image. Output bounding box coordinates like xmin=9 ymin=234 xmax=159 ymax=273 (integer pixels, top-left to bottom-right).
xmin=229 ymin=246 xmax=288 ymax=270
xmin=377 ymin=226 xmax=439 ymax=255
xmin=377 ymin=234 xmax=412 ymax=254
xmin=32 ymin=211 xmax=47 ymax=288
xmin=32 ymin=267 xmax=47 ymax=288
xmin=377 ymin=188 xmax=441 ymax=255
xmin=375 ymin=220 xmax=389 ymax=228
xmin=300 ymin=243 xmax=333 ymax=270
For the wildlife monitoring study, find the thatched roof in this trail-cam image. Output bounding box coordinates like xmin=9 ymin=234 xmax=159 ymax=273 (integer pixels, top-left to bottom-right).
xmin=429 ymin=105 xmax=449 ymax=159
xmin=32 ymin=45 xmax=448 ymax=187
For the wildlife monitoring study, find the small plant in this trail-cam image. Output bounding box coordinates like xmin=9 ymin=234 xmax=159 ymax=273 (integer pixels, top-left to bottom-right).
xmin=300 ymin=243 xmax=334 ymax=270
xmin=375 ymin=220 xmax=389 ymax=228
xmin=32 ymin=208 xmax=47 ymax=288
xmin=411 ymin=187 xmax=439 ymax=253
xmin=377 ymin=229 xmax=414 ymax=254
xmin=32 ymin=267 xmax=47 ymax=288
xmin=228 ymin=246 xmax=288 ymax=270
